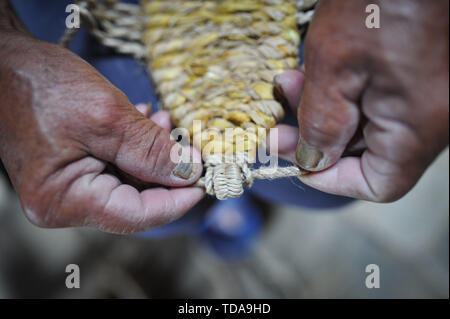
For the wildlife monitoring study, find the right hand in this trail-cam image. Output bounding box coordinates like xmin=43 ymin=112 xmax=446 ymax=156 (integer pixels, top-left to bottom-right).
xmin=275 ymin=0 xmax=449 ymax=202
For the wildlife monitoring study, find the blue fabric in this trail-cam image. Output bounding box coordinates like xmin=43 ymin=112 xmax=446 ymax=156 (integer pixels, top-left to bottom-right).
xmin=11 ymin=1 xmax=354 ymax=239
xmin=198 ymin=195 xmax=263 ymax=261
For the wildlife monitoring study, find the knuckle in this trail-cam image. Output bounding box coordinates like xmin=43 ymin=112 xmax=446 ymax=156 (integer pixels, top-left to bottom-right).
xmin=86 ymin=101 xmax=121 ymax=130
xmin=372 ymin=190 xmax=403 ymax=203
xmin=301 ymin=112 xmax=352 ymax=147
xmin=117 ymin=119 xmax=174 ymax=176
xmin=305 ymin=32 xmax=326 ymax=60
xmin=20 ymin=194 xmax=50 ymax=227
xmin=369 ymin=177 xmax=409 ymax=203
xmin=144 ymin=125 xmax=174 ymax=170
xmin=83 ymin=87 xmax=131 ymax=130
xmin=306 ymin=36 xmax=341 ymax=72
xmin=300 ymin=93 xmax=358 ymax=148
xmin=19 ymin=181 xmax=67 ymax=228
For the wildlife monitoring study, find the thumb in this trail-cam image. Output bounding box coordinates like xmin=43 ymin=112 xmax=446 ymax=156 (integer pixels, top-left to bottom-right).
xmin=287 ymin=53 xmax=365 ymax=171
xmin=275 ymin=66 xmax=363 ymax=171
xmin=88 ymin=103 xmax=202 ymax=187
xmin=295 ymin=72 xmax=361 ymax=171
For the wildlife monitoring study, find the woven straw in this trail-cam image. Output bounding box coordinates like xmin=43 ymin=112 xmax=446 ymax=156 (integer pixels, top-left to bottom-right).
xmin=142 ymin=0 xmax=305 ymax=199
xmin=59 ymin=0 xmax=316 ymax=200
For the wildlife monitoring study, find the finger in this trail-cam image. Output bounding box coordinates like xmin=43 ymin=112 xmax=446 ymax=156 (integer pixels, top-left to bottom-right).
xmin=298 ymin=148 xmax=418 ymax=203
xmin=95 ymin=183 xmax=205 ymax=234
xmin=298 ymin=113 xmax=427 ymax=202
xmin=298 ymin=101 xmax=438 ymax=202
xmin=292 ymin=7 xmax=371 ymax=172
xmin=274 ymin=69 xmax=305 ymax=114
xmin=32 ymin=157 xmax=205 ymax=234
xmin=270 ymin=123 xmax=369 ymax=165
xmin=295 ymin=80 xmax=361 ymax=171
xmin=294 ymin=35 xmax=367 ymax=171
xmin=299 ymin=157 xmax=376 ymax=200
xmin=268 ymin=124 xmax=299 ymax=163
xmin=86 ymin=101 xmax=202 ymax=187
xmin=135 ymin=103 xmax=151 ymax=118
xmin=150 ymin=110 xmax=172 ymax=132
xmin=135 ymin=104 xmax=172 ymax=133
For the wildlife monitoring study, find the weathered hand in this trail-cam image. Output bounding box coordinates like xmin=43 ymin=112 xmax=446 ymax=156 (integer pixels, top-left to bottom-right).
xmin=0 ymin=33 xmax=204 ymax=233
xmin=275 ymin=0 xmax=448 ymax=202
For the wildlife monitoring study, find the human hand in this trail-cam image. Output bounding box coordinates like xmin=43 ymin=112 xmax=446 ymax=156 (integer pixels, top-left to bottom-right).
xmin=274 ymin=0 xmax=448 ymax=202
xmin=0 ymin=34 xmax=204 ymax=233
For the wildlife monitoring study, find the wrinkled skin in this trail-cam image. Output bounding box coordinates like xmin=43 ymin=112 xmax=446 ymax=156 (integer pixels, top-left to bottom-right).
xmin=275 ymin=0 xmax=449 ymax=202
xmin=0 ymin=1 xmax=203 ymax=234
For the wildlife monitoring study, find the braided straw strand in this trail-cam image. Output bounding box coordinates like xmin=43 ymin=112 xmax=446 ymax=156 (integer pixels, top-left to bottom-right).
xmin=195 ymin=163 xmax=307 ymax=200
xmin=193 ymin=153 xmax=307 ymax=200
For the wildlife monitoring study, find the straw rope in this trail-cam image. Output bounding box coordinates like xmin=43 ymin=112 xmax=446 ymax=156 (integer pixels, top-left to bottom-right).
xmin=194 ymin=153 xmax=306 ymax=200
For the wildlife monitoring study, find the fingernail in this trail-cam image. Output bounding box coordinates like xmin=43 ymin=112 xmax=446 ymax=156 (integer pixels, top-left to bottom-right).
xmin=273 ymin=75 xmax=284 ymax=97
xmin=296 ymin=138 xmax=324 ymax=170
xmin=172 ymin=161 xmax=194 ymax=179
xmin=136 ymin=104 xmax=148 ymax=114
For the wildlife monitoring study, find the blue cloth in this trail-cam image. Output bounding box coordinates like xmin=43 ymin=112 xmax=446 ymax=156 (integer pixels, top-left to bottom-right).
xmin=11 ymin=0 xmax=354 ymax=237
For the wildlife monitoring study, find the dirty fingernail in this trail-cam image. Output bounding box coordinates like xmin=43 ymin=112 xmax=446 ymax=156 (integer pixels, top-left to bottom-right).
xmin=172 ymin=161 xmax=194 ymax=179
xmin=296 ymin=138 xmax=324 ymax=170
xmin=273 ymin=76 xmax=283 ymax=96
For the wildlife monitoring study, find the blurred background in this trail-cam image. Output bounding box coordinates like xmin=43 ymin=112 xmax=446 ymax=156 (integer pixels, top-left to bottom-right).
xmin=0 ymin=149 xmax=448 ymax=298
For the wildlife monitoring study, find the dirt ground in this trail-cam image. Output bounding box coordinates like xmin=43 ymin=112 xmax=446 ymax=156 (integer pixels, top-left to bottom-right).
xmin=0 ymin=149 xmax=448 ymax=298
